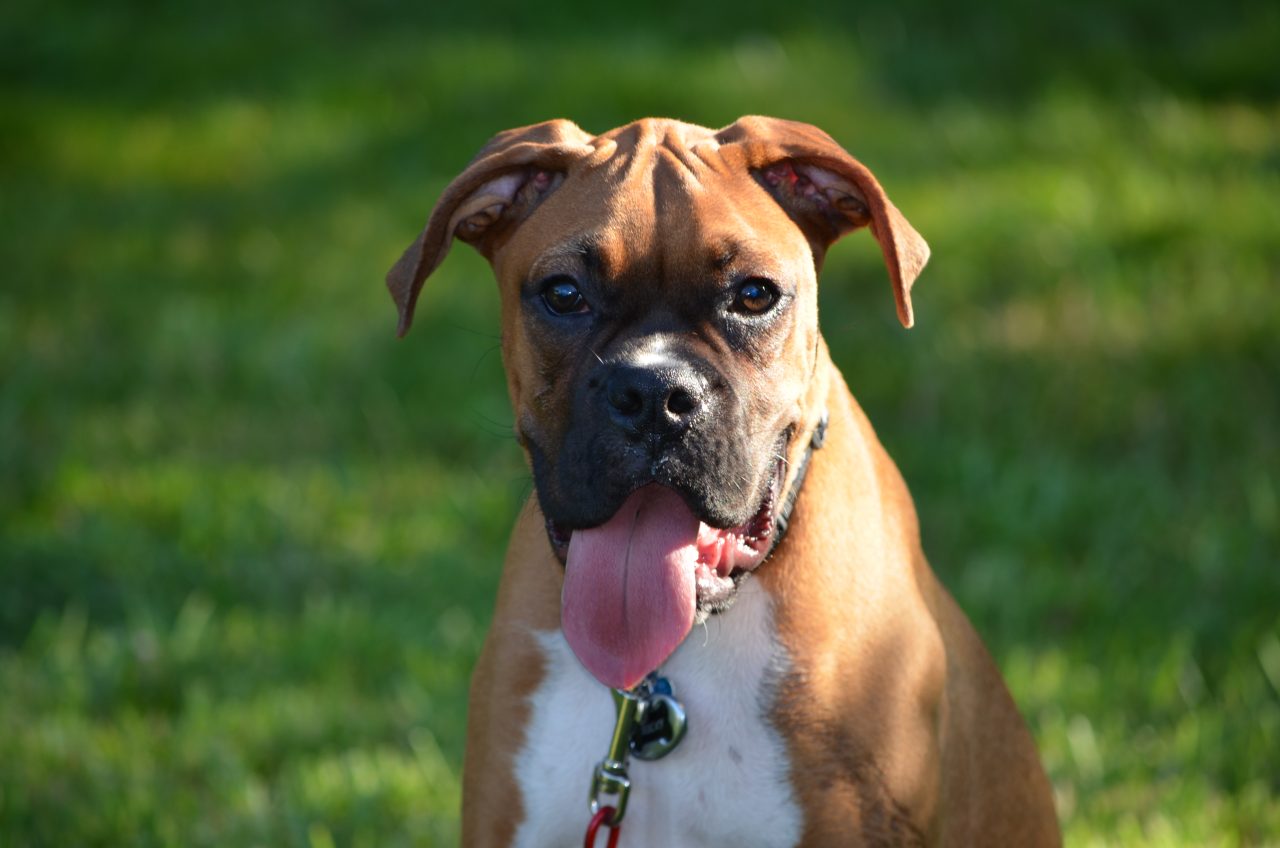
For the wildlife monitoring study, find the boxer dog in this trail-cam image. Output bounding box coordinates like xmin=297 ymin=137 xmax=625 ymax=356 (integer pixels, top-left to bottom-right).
xmin=387 ymin=117 xmax=1059 ymax=846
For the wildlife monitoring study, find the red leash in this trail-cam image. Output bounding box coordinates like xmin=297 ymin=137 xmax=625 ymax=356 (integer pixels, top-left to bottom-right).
xmin=583 ymin=806 xmax=622 ymax=848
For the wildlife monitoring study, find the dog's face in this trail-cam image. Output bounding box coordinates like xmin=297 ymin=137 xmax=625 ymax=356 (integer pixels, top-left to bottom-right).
xmin=388 ymin=117 xmax=927 ymax=688
xmin=495 ymin=143 xmax=819 ymax=552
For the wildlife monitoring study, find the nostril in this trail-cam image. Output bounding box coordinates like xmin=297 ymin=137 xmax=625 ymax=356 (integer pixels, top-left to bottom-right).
xmin=609 ymin=386 xmax=644 ymax=416
xmin=666 ymin=387 xmax=696 ymax=417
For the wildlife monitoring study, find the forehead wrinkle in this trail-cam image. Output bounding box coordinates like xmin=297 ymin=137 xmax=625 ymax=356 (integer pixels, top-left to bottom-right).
xmin=713 ymin=235 xmax=790 ymax=278
xmin=528 ymin=235 xmax=605 ymax=280
xmin=657 ymin=139 xmax=709 ymax=183
xmin=713 ymin=242 xmax=737 ymax=271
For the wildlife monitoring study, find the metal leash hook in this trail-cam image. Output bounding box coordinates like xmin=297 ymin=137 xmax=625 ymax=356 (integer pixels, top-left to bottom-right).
xmin=588 ymin=688 xmax=640 ymax=827
xmin=584 ymin=674 xmax=690 ymax=846
xmin=584 ymin=689 xmax=637 ymax=846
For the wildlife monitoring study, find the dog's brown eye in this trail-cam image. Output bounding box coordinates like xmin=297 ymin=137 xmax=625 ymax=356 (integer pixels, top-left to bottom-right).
xmin=733 ymin=278 xmax=779 ymax=315
xmin=542 ymin=278 xmax=589 ymax=315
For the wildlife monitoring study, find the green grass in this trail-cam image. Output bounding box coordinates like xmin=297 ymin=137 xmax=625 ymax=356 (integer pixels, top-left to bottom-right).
xmin=2 ymin=1 xmax=1278 ymax=845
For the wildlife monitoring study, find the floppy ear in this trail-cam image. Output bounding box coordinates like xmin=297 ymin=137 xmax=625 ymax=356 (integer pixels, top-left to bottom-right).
xmin=386 ymin=120 xmax=596 ymax=336
xmin=716 ymin=116 xmax=929 ymax=328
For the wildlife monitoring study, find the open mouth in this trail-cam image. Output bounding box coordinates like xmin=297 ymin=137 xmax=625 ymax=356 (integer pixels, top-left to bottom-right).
xmin=690 ymin=456 xmax=783 ymax=607
xmin=544 ymin=455 xmax=785 ymax=608
xmin=545 ymin=448 xmax=788 ymax=690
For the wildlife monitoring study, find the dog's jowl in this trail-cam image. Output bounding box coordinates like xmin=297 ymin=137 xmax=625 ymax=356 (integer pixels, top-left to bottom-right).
xmin=388 ymin=117 xmax=1060 ymax=847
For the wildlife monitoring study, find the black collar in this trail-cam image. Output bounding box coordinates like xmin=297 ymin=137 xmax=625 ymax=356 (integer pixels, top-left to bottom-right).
xmin=770 ymin=409 xmax=828 ymax=548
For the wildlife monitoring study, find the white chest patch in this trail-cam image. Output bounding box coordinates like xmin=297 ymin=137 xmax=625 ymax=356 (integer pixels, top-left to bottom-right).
xmin=511 ymin=587 xmax=803 ymax=848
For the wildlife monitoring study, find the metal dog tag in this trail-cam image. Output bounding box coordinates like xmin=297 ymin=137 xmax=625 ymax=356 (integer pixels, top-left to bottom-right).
xmin=629 ymin=678 xmax=688 ymax=761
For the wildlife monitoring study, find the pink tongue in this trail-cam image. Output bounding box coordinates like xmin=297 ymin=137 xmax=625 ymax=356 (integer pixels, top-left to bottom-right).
xmin=562 ymin=485 xmax=699 ymax=690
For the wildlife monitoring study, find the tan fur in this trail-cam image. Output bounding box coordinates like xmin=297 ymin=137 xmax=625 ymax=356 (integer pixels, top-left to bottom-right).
xmin=461 ymin=500 xmax=561 ymax=847
xmin=758 ymin=352 xmax=1059 ymax=845
xmin=391 ymin=117 xmax=1059 ymax=846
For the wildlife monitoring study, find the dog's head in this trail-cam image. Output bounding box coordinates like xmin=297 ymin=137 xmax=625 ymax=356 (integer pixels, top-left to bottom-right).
xmin=388 ymin=117 xmax=927 ymax=688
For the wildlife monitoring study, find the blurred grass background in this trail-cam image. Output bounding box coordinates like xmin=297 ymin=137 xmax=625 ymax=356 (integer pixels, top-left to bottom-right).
xmin=2 ymin=0 xmax=1278 ymax=845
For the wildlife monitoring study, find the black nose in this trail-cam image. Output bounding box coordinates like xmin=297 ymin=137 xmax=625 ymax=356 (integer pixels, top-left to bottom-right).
xmin=604 ymin=363 xmax=704 ymax=438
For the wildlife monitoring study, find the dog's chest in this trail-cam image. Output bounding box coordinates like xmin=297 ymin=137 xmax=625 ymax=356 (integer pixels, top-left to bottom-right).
xmin=511 ymin=588 xmax=803 ymax=848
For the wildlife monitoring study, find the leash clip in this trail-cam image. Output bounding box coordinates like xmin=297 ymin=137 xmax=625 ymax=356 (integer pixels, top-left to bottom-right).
xmin=586 ymin=674 xmax=689 ymax=828
xmin=588 ymin=688 xmax=640 ymax=826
